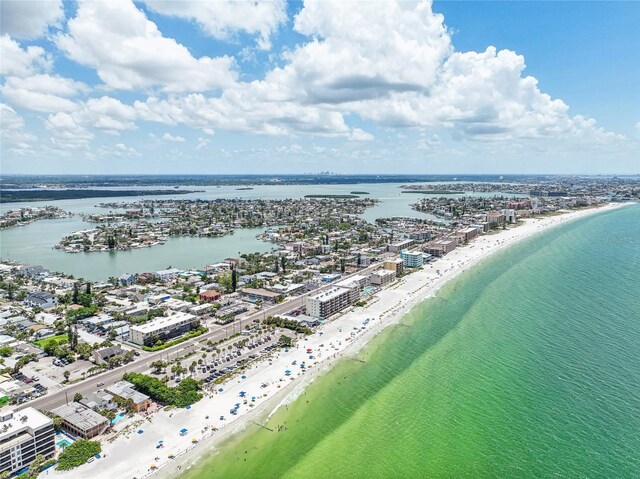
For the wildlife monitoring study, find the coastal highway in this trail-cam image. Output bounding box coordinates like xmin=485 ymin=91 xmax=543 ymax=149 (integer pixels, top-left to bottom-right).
xmin=16 ymin=263 xmax=382 ymax=412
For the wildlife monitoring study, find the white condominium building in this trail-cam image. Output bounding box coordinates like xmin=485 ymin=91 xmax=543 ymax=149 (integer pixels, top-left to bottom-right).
xmin=306 ymin=287 xmax=353 ymax=319
xmin=0 ymin=408 xmax=55 ymax=475
xmin=130 ymin=312 xmax=199 ymax=346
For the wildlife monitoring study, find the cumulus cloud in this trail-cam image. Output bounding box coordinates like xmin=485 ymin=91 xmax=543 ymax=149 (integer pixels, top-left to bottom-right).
xmin=2 ymin=74 xmax=89 ymax=112
xmin=162 ymin=132 xmax=186 ymax=142
xmin=144 ymin=0 xmax=287 ymax=50
xmin=56 ymin=0 xmax=237 ymax=92
xmin=0 ymin=35 xmax=52 ymax=77
xmin=0 ymin=0 xmax=63 ymax=39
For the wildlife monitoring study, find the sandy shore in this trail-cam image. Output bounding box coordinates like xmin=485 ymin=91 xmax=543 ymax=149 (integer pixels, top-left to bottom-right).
xmin=47 ymin=203 xmax=629 ymax=479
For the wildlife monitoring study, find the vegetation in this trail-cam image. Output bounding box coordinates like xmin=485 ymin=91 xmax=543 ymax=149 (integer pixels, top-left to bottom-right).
xmin=123 ymin=372 xmax=202 ymax=407
xmin=263 ymin=316 xmax=312 ymax=335
xmin=66 ymin=305 xmax=98 ymax=321
xmin=56 ymin=440 xmax=102 ymax=470
xmin=279 ymin=335 xmax=293 ymax=347
xmin=0 ymin=346 xmax=13 ymax=357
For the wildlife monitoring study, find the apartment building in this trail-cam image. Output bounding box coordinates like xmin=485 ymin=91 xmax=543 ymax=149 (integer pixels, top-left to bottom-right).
xmin=129 ymin=312 xmax=199 ymax=346
xmin=369 ymin=270 xmax=395 ymax=287
xmin=334 ymin=274 xmax=370 ymax=302
xmin=384 ymin=259 xmax=404 ymax=277
xmin=306 ymin=287 xmax=352 ymax=319
xmin=0 ymin=408 xmax=55 ymax=475
xmin=400 ymin=250 xmax=424 ymax=268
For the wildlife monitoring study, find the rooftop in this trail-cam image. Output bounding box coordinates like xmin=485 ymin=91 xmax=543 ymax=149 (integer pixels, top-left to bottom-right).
xmin=51 ymin=403 xmax=108 ymax=431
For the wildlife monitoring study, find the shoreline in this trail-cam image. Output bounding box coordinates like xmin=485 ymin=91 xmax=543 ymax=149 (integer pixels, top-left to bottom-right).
xmin=48 ymin=202 xmax=632 ymax=479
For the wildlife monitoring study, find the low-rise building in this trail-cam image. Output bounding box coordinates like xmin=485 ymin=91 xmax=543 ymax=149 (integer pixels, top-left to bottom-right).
xmin=241 ymin=288 xmax=282 ymax=303
xmin=51 ymin=403 xmax=109 ymax=439
xmin=129 ymin=312 xmax=199 ymax=346
xmin=118 ymin=273 xmax=137 ymax=286
xmin=306 ymin=286 xmax=352 ymax=319
xmin=400 ymin=250 xmax=424 ymax=268
xmin=369 ymin=270 xmax=395 ymax=287
xmin=106 ymin=381 xmax=151 ymax=412
xmin=423 ymin=239 xmax=457 ymax=257
xmin=24 ymin=291 xmax=57 ymax=309
xmin=93 ymin=345 xmax=125 ymax=365
xmin=199 ymin=290 xmax=221 ymax=302
xmin=154 ymin=268 xmax=181 ymax=282
xmin=0 ymin=408 xmax=55 ymax=476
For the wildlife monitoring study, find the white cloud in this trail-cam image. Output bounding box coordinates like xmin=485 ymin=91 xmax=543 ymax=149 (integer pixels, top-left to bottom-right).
xmin=162 ymin=132 xmax=186 ymax=142
xmin=45 ymin=111 xmax=95 ymax=149
xmin=144 ymin=0 xmax=287 ymax=50
xmin=2 ymin=74 xmax=89 ymax=113
xmin=0 ymin=35 xmax=52 ymax=77
xmin=1 ymin=103 xmax=37 ymax=152
xmin=349 ymin=128 xmax=374 ymax=141
xmin=56 ymin=0 xmax=237 ymax=92
xmin=0 ymin=0 xmax=63 ymax=39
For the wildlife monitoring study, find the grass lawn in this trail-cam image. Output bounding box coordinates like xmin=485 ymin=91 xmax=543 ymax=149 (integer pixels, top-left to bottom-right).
xmin=33 ymin=335 xmax=68 ymax=348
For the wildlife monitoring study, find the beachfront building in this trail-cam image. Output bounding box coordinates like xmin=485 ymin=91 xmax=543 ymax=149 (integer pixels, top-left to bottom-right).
xmin=106 ymin=381 xmax=151 ymax=412
xmin=0 ymin=408 xmax=55 ymax=476
xmin=334 ymin=274 xmax=370 ymax=302
xmin=51 ymin=404 xmax=109 ymax=439
xmin=400 ymin=250 xmax=424 ymax=268
xmin=486 ymin=212 xmax=506 ymax=227
xmin=384 ymin=258 xmax=404 ymax=277
xmin=369 ymin=270 xmax=396 ymax=287
xmin=129 ymin=312 xmax=199 ymax=346
xmin=306 ymin=286 xmax=353 ymax=319
xmin=456 ymin=227 xmax=479 ymax=242
xmin=423 ymin=239 xmax=457 ymax=257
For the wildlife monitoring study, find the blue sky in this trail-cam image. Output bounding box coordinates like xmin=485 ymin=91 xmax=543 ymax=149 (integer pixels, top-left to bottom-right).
xmin=1 ymin=0 xmax=638 ymax=175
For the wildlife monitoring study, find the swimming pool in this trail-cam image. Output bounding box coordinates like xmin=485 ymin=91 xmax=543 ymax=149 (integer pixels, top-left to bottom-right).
xmin=111 ymin=412 xmax=126 ymax=424
xmin=56 ymin=439 xmax=72 ymax=448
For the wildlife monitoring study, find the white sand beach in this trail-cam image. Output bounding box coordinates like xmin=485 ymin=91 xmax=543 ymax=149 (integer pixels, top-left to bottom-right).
xmin=46 ymin=203 xmax=629 ymax=479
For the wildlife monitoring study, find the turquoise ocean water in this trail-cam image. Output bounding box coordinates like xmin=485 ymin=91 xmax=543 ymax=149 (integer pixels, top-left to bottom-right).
xmin=181 ymin=204 xmax=640 ymax=478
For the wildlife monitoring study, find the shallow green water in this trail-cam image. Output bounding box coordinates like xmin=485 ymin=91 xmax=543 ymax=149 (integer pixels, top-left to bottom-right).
xmin=182 ymin=204 xmax=640 ymax=479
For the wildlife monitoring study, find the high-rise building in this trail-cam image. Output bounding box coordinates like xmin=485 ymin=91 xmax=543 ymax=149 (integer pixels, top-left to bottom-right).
xmin=0 ymin=408 xmax=55 ymax=475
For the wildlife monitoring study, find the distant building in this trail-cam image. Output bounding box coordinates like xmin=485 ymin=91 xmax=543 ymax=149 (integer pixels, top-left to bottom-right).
xmin=400 ymin=250 xmax=424 ymax=268
xmin=423 ymin=239 xmax=457 ymax=257
xmin=456 ymin=227 xmax=479 ymax=242
xmin=51 ymin=403 xmax=109 ymax=439
xmin=24 ymin=291 xmax=57 ymax=309
xmin=486 ymin=212 xmax=506 ymax=226
xmin=0 ymin=408 xmax=55 ymax=476
xmin=106 ymin=381 xmax=151 ymax=412
xmin=306 ymin=287 xmax=352 ymax=319
xmin=199 ymin=290 xmax=221 ymax=302
xmin=118 ymin=273 xmax=137 ymax=286
xmin=388 ymin=239 xmax=415 ymax=253
xmin=369 ymin=270 xmax=395 ymax=287
xmin=154 ymin=268 xmax=181 ymax=282
xmin=241 ymin=288 xmax=282 ymax=303
xmin=500 ymin=209 xmax=517 ymax=223
xmin=384 ymin=258 xmax=404 ymax=277
xmin=129 ymin=312 xmax=199 ymax=346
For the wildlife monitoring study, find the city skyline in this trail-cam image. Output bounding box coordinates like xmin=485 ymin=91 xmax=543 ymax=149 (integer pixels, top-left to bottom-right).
xmin=1 ymin=0 xmax=639 ymax=175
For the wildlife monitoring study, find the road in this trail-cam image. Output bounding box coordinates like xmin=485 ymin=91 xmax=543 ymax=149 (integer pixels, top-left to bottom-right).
xmin=16 ymin=263 xmax=381 ymax=412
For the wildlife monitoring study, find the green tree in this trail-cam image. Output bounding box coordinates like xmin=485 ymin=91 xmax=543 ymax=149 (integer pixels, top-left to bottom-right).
xmin=63 ymin=370 xmax=70 ymax=382
xmin=73 ymin=393 xmax=83 ymax=402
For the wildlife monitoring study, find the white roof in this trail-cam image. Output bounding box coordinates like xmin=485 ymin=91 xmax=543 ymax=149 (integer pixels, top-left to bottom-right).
xmin=130 ymin=312 xmax=197 ymax=334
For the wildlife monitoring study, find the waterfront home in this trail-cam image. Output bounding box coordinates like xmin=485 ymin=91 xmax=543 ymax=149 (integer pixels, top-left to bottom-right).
xmin=154 ymin=268 xmax=181 ymax=282
xmin=118 ymin=273 xmax=137 ymax=286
